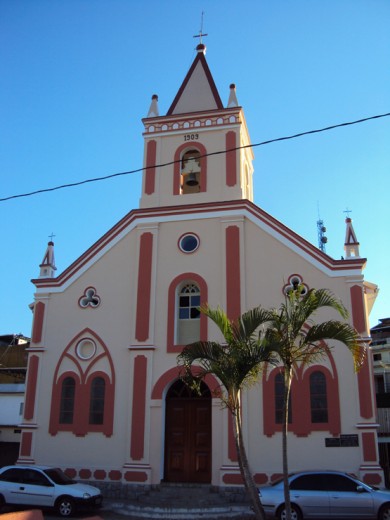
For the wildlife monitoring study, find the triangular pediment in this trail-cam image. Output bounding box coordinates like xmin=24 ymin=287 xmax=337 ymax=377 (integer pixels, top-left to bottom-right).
xmin=167 ymin=49 xmax=223 ymax=115
xmin=33 ymin=200 xmax=367 ymax=292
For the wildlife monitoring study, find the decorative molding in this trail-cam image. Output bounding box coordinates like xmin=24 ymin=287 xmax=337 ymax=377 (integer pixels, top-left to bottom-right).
xmin=78 ymin=287 xmax=101 ymax=308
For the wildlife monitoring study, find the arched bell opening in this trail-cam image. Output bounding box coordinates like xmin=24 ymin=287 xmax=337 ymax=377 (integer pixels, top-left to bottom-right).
xmin=181 ymin=149 xmax=201 ymax=194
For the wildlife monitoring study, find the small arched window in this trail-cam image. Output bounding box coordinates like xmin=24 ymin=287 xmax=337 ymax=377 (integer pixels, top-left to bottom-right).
xmin=310 ymin=371 xmax=328 ymax=423
xmin=59 ymin=377 xmax=75 ymax=424
xmin=89 ymin=377 xmax=106 ymax=425
xmin=177 ymin=283 xmax=201 ymax=344
xmin=181 ymin=149 xmax=201 ymax=194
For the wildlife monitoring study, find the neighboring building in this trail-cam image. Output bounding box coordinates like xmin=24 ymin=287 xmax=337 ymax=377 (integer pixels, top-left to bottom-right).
xmin=371 ymin=318 xmax=390 ymax=485
xmin=0 ymin=334 xmax=29 ymax=467
xmin=21 ymin=44 xmax=381 ymax=493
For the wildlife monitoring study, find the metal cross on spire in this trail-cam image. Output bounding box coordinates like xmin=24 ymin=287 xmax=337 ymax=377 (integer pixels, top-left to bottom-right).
xmin=193 ymin=11 xmax=208 ymax=43
xmin=343 ymin=208 xmax=352 ymax=218
xmin=48 ymin=232 xmax=56 ymax=242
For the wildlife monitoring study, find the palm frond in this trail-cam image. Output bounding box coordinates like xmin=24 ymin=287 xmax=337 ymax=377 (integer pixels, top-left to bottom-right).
xmin=199 ymin=305 xmax=234 ymax=343
xmin=232 ymin=307 xmax=273 ymax=343
xmin=304 ymin=321 xmax=365 ymax=370
xmin=307 ymin=288 xmax=349 ymax=319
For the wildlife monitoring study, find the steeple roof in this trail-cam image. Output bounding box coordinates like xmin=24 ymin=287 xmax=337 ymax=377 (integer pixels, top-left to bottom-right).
xmin=344 ymin=217 xmax=360 ymax=258
xmin=39 ymin=240 xmax=57 ymax=278
xmin=167 ymin=44 xmax=223 ymax=115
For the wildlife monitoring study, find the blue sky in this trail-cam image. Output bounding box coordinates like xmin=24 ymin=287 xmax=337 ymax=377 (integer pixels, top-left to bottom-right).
xmin=1 ymin=0 xmax=389 ymax=336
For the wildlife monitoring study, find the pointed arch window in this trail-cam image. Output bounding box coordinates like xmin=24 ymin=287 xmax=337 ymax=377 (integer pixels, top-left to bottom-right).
xmin=264 ymin=364 xmax=340 ymax=437
xmin=310 ymin=371 xmax=328 ymax=423
xmin=49 ymin=330 xmax=115 ymax=437
xmin=89 ymin=376 xmax=105 ymax=425
xmin=59 ymin=377 xmax=75 ymax=424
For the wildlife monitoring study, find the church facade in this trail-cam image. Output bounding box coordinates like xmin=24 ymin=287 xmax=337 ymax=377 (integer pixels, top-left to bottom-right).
xmin=21 ymin=44 xmax=382 ymax=490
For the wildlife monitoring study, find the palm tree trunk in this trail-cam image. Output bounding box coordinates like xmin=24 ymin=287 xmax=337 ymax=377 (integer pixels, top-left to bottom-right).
xmin=282 ymin=368 xmax=293 ymax=520
xmin=231 ymin=393 xmax=266 ymax=520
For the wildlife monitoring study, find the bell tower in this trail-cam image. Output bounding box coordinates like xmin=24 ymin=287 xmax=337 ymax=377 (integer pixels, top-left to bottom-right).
xmin=140 ymin=44 xmax=254 ymax=208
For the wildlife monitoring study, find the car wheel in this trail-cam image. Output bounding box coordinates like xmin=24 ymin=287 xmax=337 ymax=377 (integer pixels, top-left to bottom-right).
xmin=277 ymin=503 xmax=303 ymax=520
xmin=56 ymin=496 xmax=75 ymax=517
xmin=0 ymin=494 xmax=5 ymax=509
xmin=379 ymin=503 xmax=390 ymax=520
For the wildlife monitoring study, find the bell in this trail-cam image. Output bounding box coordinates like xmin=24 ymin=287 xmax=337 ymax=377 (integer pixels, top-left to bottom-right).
xmin=185 ymin=172 xmax=199 ymax=186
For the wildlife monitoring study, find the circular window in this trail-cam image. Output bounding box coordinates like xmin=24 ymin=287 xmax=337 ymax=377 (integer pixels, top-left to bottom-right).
xmin=179 ymin=233 xmax=199 ymax=253
xmin=76 ymin=339 xmax=96 ymax=360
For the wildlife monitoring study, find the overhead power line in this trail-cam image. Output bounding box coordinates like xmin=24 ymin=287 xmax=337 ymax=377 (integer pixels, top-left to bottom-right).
xmin=1 ymin=111 xmax=389 ymax=203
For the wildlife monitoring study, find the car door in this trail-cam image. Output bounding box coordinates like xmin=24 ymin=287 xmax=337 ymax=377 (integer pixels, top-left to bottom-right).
xmin=0 ymin=468 xmax=25 ymax=504
xmin=325 ymin=474 xmax=375 ymax=518
xmin=16 ymin=469 xmax=55 ymax=507
xmin=289 ymin=474 xmax=330 ymax=518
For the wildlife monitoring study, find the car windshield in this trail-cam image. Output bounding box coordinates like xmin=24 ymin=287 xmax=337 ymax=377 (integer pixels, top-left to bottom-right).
xmin=44 ymin=468 xmax=75 ymax=485
xmin=346 ymin=473 xmax=375 ymax=491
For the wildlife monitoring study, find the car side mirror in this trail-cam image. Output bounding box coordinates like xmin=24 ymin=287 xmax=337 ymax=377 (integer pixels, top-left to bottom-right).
xmin=356 ymin=485 xmax=366 ymax=493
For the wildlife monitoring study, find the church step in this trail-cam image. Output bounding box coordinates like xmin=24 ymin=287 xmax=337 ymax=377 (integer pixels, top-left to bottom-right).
xmin=103 ymin=501 xmax=254 ymax=519
xmin=139 ymin=483 xmax=230 ymax=506
xmin=103 ymin=483 xmax=255 ymax=519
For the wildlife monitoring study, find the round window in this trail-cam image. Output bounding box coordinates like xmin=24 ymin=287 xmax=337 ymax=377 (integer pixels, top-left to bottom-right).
xmin=179 ymin=233 xmax=199 ymax=253
xmin=76 ymin=339 xmax=96 ymax=360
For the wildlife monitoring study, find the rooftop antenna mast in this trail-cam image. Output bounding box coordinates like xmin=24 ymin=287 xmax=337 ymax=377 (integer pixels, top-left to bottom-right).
xmin=317 ymin=203 xmax=328 ymax=253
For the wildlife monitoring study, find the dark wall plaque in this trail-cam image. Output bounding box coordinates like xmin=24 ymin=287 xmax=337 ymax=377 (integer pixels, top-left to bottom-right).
xmin=325 ymin=434 xmax=359 ymax=447
xmin=325 ymin=437 xmax=341 ymax=447
xmin=340 ymin=434 xmax=359 ymax=447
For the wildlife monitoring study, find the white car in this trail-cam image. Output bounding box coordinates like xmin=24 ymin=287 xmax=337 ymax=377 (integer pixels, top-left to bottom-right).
xmin=0 ymin=465 xmax=103 ymax=517
xmin=259 ymin=470 xmax=390 ymax=520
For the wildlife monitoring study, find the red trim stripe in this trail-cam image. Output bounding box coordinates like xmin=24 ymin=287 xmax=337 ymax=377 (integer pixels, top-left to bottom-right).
xmin=32 ymin=302 xmax=45 ymax=343
xmin=24 ymin=355 xmax=39 ymax=420
xmin=226 ymin=131 xmax=237 ymax=186
xmin=136 ymin=233 xmax=153 ymax=342
xmin=20 ymin=432 xmax=33 ymax=457
xmin=145 ymin=140 xmax=157 ymax=195
xmin=226 ymin=226 xmax=241 ymax=320
xmin=130 ymin=355 xmax=147 ymax=460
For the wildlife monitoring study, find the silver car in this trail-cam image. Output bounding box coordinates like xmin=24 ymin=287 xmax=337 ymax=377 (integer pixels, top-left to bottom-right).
xmin=259 ymin=470 xmax=390 ymax=520
xmin=0 ymin=465 xmax=103 ymax=517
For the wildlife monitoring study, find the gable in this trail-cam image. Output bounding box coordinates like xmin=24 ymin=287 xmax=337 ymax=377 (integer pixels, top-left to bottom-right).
xmin=167 ymin=51 xmax=223 ymax=115
xmin=32 ymin=200 xmax=366 ymax=294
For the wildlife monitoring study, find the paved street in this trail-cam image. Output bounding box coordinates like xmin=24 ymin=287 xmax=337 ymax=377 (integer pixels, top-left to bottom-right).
xmin=0 ymin=506 xmax=355 ymax=520
xmin=0 ymin=503 xmax=256 ymax=520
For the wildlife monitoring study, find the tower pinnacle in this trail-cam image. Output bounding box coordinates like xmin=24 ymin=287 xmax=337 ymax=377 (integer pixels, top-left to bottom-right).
xmin=344 ymin=214 xmax=360 ymax=258
xmin=39 ymin=238 xmax=57 ymax=278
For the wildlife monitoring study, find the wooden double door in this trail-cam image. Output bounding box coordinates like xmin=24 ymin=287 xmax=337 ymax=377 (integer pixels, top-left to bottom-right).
xmin=164 ymin=380 xmax=211 ymax=483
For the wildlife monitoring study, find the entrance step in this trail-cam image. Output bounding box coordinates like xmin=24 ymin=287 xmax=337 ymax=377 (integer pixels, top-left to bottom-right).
xmin=103 ymin=483 xmax=255 ymax=519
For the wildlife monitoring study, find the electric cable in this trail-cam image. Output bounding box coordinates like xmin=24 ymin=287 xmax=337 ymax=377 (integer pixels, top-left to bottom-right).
xmin=1 ymin=111 xmax=389 ymax=203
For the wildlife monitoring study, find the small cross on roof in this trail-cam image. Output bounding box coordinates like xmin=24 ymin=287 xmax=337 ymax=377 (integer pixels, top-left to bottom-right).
xmin=193 ymin=11 xmax=208 ymax=44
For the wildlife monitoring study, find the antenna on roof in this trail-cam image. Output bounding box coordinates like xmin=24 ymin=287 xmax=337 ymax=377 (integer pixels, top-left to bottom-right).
xmin=193 ymin=11 xmax=208 ymax=44
xmin=317 ymin=203 xmax=327 ymax=253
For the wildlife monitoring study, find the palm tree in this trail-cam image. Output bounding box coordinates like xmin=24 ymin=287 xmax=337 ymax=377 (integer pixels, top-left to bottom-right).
xmin=265 ymin=286 xmax=365 ymax=520
xmin=178 ymin=305 xmax=275 ymax=520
